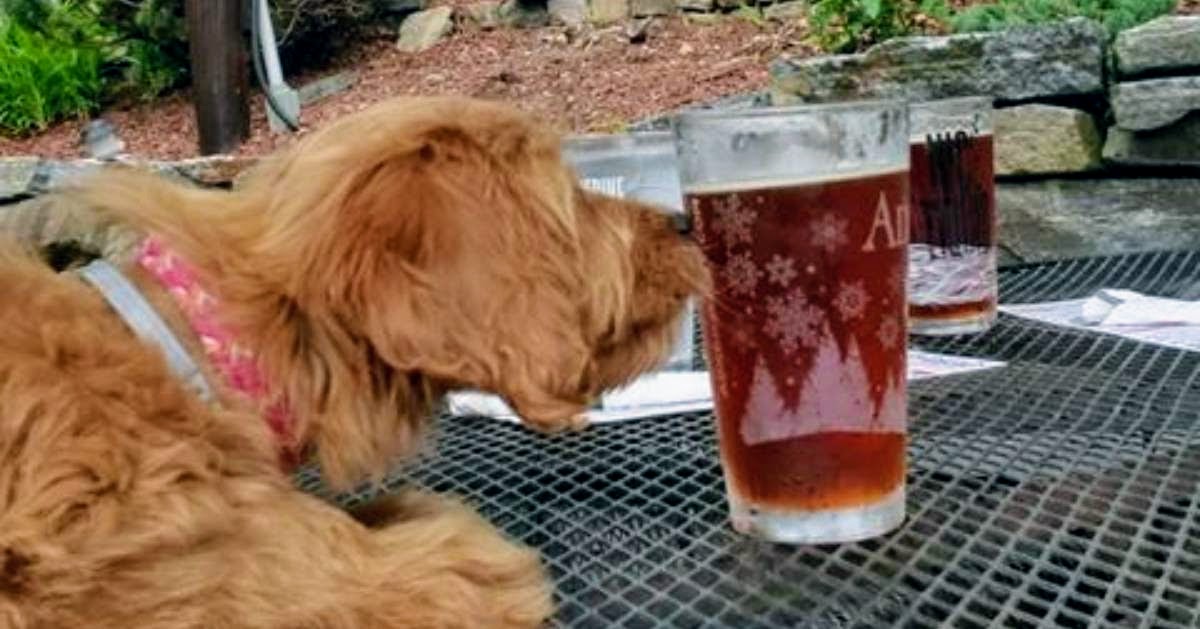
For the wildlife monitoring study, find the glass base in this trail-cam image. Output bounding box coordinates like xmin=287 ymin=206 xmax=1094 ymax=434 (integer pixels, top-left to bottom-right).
xmin=727 ymin=485 xmax=906 ymax=545
xmin=909 ymin=309 xmax=996 ymax=336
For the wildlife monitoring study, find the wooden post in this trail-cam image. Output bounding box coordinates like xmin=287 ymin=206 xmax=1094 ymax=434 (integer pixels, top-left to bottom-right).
xmin=185 ymin=0 xmax=249 ymax=155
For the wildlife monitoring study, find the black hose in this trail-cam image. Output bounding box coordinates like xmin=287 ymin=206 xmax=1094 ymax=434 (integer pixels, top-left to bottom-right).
xmin=250 ymin=0 xmax=301 ymax=132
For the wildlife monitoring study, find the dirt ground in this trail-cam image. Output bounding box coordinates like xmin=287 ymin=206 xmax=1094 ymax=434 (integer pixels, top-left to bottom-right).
xmin=0 ymin=15 xmax=794 ymax=161
xmin=2 ymin=1 xmax=1196 ymax=162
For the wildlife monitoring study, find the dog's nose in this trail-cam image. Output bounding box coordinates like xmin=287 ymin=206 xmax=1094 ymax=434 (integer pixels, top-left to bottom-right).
xmin=669 ymin=212 xmax=692 ymax=236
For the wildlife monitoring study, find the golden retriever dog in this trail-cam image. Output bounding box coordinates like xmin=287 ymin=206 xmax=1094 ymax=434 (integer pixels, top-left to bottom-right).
xmin=0 ymin=96 xmax=708 ymax=628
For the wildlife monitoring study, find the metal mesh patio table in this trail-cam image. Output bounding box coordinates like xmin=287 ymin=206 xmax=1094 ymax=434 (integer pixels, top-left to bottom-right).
xmin=297 ymin=249 xmax=1200 ymax=628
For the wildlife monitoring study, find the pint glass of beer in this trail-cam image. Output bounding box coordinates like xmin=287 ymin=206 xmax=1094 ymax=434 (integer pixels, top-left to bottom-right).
xmin=672 ymin=101 xmax=909 ymax=544
xmin=908 ymin=97 xmax=998 ymax=335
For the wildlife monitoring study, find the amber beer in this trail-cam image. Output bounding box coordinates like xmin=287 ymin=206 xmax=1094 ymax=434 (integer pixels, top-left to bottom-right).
xmin=673 ymin=100 xmax=910 ymax=544
xmin=908 ymin=97 xmax=998 ymax=335
xmin=688 ymin=171 xmax=908 ymax=517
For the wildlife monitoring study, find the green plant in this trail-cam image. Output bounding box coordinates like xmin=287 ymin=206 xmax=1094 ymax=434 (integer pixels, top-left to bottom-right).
xmin=100 ymin=0 xmax=190 ymax=101
xmin=808 ymin=0 xmax=950 ymax=52
xmin=0 ymin=0 xmax=188 ymax=102
xmin=0 ymin=15 xmax=103 ymax=134
xmin=0 ymin=0 xmax=378 ymax=120
xmin=732 ymin=3 xmax=768 ymax=28
xmin=950 ymin=0 xmax=1176 ymax=40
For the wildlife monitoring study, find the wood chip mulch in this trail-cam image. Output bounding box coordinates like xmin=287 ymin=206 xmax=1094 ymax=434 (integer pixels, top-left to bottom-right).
xmin=0 ymin=16 xmax=799 ymax=161
xmin=4 ymin=1 xmax=1195 ymax=162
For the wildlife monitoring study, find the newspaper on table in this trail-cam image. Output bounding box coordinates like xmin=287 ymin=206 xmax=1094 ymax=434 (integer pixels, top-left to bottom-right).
xmin=1001 ymin=288 xmax=1200 ymax=353
xmin=447 ymin=349 xmax=1007 ymax=424
xmin=907 ymin=349 xmax=1006 ymax=381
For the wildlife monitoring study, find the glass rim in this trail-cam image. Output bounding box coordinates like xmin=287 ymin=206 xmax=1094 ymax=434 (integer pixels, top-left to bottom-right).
xmin=562 ymin=130 xmax=673 ymax=143
xmin=671 ymin=98 xmax=908 ymax=124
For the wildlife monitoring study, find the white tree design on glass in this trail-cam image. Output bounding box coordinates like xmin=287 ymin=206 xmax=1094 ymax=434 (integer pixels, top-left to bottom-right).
xmin=764 ymin=288 xmax=823 ymax=354
xmin=833 ymin=280 xmax=868 ymax=321
xmin=711 ymin=195 xmax=757 ymax=249
xmin=739 ymin=356 xmax=790 ymax=445
xmin=739 ymin=332 xmax=906 ymax=446
xmin=876 ymin=315 xmax=901 ymax=350
xmin=765 ymin=254 xmax=798 ymax=287
xmin=810 ymin=213 xmax=849 ymax=254
xmin=723 ymin=252 xmax=763 ymax=298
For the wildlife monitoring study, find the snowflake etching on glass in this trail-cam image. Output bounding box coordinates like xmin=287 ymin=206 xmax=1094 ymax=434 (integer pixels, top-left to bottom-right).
xmin=810 ymin=213 xmax=849 ymax=254
xmin=764 ymin=288 xmax=823 ymax=354
xmin=765 ymin=254 xmax=798 ymax=287
xmin=723 ymin=252 xmax=763 ymax=298
xmin=876 ymin=315 xmax=901 ymax=350
xmin=834 ymin=280 xmax=868 ymax=321
xmin=711 ymin=195 xmax=757 ymax=249
xmin=731 ymin=326 xmax=755 ymax=349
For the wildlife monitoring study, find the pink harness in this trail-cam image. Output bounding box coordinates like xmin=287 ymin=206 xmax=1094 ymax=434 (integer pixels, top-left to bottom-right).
xmin=137 ymin=237 xmax=302 ymax=468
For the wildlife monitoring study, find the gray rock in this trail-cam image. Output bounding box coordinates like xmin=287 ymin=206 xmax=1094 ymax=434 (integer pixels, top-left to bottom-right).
xmin=631 ymin=0 xmax=673 ymax=17
xmin=297 ymin=71 xmax=356 ymax=105
xmin=548 ymin=0 xmax=586 ymax=25
xmin=998 ymin=178 xmax=1200 ymax=263
xmin=31 ymin=160 xmax=103 ymax=195
xmin=0 ymin=157 xmax=252 ymax=257
xmin=0 ymin=157 xmax=41 ymax=201
xmin=378 ymin=0 xmax=426 ymax=27
xmin=624 ymin=16 xmax=656 ymax=43
xmin=588 ymin=0 xmax=627 ymax=23
xmin=382 ymin=0 xmax=426 ymax=13
xmin=993 ymin=104 xmax=1102 ymax=176
xmin=396 ymin=6 xmax=454 ymax=53
xmin=5 ymin=156 xmax=251 ymax=200
xmin=1110 ymin=76 xmax=1200 ymax=131
xmin=500 ymin=0 xmax=550 ymax=27
xmin=166 ymin=156 xmax=260 ymax=187
xmin=456 ymin=1 xmax=499 ymax=27
xmin=460 ymin=1 xmax=502 ymax=27
xmin=82 ymin=119 xmax=125 ymax=160
xmin=0 ymin=193 xmax=143 ymax=261
xmin=707 ymin=90 xmax=773 ymax=109
xmin=1114 ymin=16 xmax=1200 ymax=77
xmin=769 ymin=18 xmax=1105 ymax=104
xmin=675 ymin=0 xmax=713 ymax=11
xmin=1103 ymin=111 xmax=1200 ymax=167
xmin=764 ymin=0 xmax=805 ymax=21
xmin=683 ymin=11 xmax=721 ymax=24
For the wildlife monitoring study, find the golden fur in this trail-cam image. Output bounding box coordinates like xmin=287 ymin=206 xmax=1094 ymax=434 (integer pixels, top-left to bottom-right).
xmin=0 ymin=96 xmax=709 ymax=628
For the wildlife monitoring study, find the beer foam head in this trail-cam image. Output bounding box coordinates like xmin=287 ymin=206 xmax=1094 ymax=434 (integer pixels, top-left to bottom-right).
xmin=909 ymin=96 xmax=993 ymax=143
xmin=672 ymin=100 xmax=909 ymax=193
xmin=681 ymin=165 xmax=908 ymax=196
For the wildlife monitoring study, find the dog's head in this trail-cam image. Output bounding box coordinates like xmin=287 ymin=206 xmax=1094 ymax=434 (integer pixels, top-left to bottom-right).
xmin=574 ymin=190 xmax=709 ymax=394
xmin=228 ymin=97 xmax=708 ymax=485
